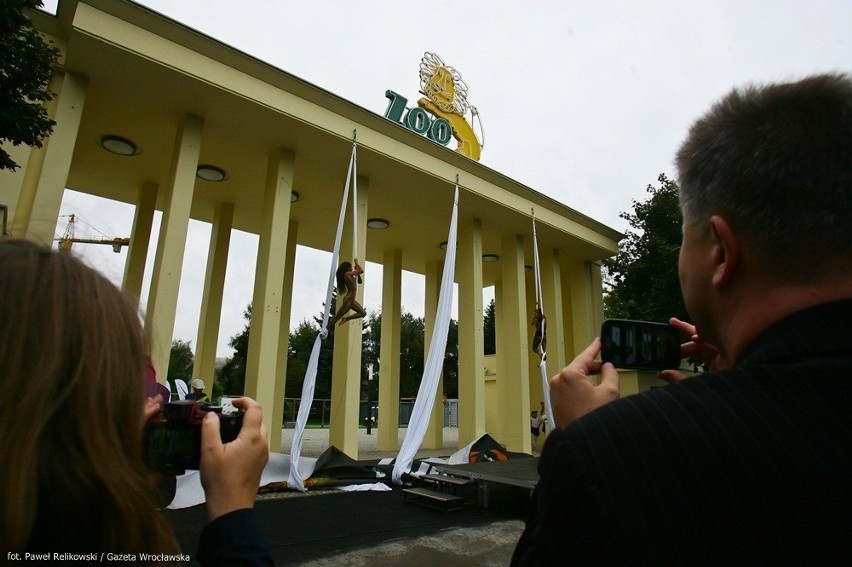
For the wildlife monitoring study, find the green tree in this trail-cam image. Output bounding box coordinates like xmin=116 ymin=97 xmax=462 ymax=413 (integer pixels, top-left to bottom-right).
xmin=603 ymin=173 xmax=689 ymax=323
xmin=442 ymin=318 xmax=459 ymax=398
xmin=285 ymin=315 xmax=333 ymax=399
xmin=0 ymin=0 xmax=60 ymax=170
xmin=168 ymin=339 xmax=194 ymax=382
xmin=483 ymin=298 xmax=496 ymax=355
xmin=218 ymin=304 xmax=251 ymax=395
xmin=359 ymin=309 xmax=459 ymax=398
xmin=360 ymin=309 xmax=424 ymax=398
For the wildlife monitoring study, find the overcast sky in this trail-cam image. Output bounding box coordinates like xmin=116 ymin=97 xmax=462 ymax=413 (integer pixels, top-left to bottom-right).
xmin=46 ymin=0 xmax=852 ymax=358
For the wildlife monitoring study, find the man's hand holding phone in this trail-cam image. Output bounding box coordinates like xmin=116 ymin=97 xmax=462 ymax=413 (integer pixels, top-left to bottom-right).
xmin=550 ymin=338 xmax=620 ymax=426
xmin=659 ymin=317 xmax=722 ymax=383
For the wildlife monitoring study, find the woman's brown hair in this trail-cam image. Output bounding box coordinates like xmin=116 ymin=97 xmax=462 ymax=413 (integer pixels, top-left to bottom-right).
xmin=0 ymin=240 xmax=178 ymax=555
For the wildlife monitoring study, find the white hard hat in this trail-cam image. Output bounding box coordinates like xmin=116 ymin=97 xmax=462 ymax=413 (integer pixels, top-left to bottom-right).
xmin=190 ymin=379 xmax=205 ymax=390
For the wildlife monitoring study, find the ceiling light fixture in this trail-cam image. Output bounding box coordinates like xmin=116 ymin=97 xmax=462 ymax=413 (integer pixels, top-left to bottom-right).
xmin=367 ymin=218 xmax=390 ymax=229
xmin=482 ymin=253 xmax=499 ymax=263
xmin=196 ymin=165 xmax=227 ymax=182
xmin=291 ymin=191 xmax=301 ymax=202
xmin=100 ymin=135 xmax=137 ymax=156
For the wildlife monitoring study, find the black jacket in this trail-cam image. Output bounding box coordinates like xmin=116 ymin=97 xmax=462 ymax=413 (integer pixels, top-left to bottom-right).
xmin=513 ymin=299 xmax=852 ymax=565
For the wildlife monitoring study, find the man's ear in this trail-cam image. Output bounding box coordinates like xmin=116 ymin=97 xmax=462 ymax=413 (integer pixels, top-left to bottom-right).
xmin=709 ymin=215 xmax=740 ymax=287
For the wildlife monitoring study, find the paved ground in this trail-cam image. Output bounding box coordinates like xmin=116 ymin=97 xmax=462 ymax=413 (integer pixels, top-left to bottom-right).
xmin=271 ymin=427 xmax=528 ymax=566
xmin=295 ymin=519 xmax=525 ymax=567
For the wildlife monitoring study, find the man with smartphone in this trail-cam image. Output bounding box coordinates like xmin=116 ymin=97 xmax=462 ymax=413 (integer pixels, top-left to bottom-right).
xmin=512 ymin=74 xmax=852 ymax=564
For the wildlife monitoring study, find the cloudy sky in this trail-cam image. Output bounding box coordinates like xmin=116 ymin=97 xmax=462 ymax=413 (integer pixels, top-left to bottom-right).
xmin=46 ymin=0 xmax=851 ymax=357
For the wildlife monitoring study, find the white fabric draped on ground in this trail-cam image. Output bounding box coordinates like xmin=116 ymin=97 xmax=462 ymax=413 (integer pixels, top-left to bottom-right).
xmin=392 ymin=186 xmax=459 ymax=484
xmin=288 ymin=141 xmax=358 ymax=491
xmin=167 ymin=453 xmax=319 ymax=509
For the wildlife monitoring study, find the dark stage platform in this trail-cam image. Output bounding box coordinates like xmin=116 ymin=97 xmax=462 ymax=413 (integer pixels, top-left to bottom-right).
xmin=433 ymin=457 xmax=539 ymax=507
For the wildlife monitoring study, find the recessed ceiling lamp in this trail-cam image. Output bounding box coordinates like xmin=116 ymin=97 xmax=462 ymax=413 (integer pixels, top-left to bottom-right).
xmin=482 ymin=253 xmax=499 ymax=263
xmin=438 ymin=241 xmax=448 ymax=250
xmin=367 ymin=218 xmax=390 ymax=229
xmin=525 ymin=265 xmax=533 ymax=272
xmin=100 ymin=135 xmax=137 ymax=156
xmin=196 ymin=165 xmax=227 ymax=182
xmin=291 ymin=191 xmax=301 ymax=202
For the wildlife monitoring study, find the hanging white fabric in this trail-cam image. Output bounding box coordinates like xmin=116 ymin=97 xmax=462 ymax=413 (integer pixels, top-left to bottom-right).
xmin=392 ymin=185 xmax=459 ymax=484
xmin=288 ymin=139 xmax=357 ymax=491
xmin=531 ymin=212 xmax=556 ymax=430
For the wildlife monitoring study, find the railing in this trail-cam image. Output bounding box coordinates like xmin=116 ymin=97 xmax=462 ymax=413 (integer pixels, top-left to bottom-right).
xmin=282 ymin=398 xmax=458 ymax=428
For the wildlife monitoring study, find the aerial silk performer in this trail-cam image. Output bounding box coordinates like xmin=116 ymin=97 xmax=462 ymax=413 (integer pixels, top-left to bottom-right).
xmin=288 ymin=136 xmax=359 ymax=491
xmin=531 ymin=210 xmax=555 ymax=431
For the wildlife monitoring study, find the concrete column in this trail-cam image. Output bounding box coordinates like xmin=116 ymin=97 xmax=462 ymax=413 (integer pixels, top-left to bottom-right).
xmin=541 ymin=248 xmax=567 ymax=373
xmin=146 ymin=115 xmax=203 ymax=382
xmin=498 ymin=233 xmax=530 ymax=453
xmin=122 ymin=182 xmax=158 ymax=303
xmin=0 ymin=143 xmax=33 ymax=226
xmin=329 ymin=176 xmax=369 ymax=458
xmin=526 ymin=273 xmax=545 ymax=421
xmin=272 ymin=220 xmax=299 ymax=452
xmin=422 ymin=260 xmax=446 ymax=449
xmin=457 ymin=218 xmax=485 ymax=447
xmin=192 ymin=201 xmax=234 ymax=387
xmin=590 ymin=261 xmax=605 ymax=332
xmin=537 ymin=247 xmax=565 ymax=437
xmin=245 ymin=149 xmax=295 ymax=447
xmin=489 ymin=280 xmax=504 ymax=439
xmin=377 ymin=248 xmax=402 ymax=451
xmin=563 ymin=259 xmax=604 ymax=358
xmin=14 ymin=71 xmax=87 ymax=244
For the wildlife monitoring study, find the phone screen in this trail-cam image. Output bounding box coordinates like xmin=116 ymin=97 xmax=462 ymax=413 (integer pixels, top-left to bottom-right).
xmin=600 ymin=319 xmax=681 ymax=371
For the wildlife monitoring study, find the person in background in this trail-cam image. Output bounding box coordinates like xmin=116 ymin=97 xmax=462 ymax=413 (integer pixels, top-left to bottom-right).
xmin=186 ymin=378 xmax=209 ymax=403
xmin=529 ymin=408 xmax=543 ymax=452
xmin=513 ymin=73 xmax=852 ymax=564
xmin=0 ymin=239 xmax=273 ymax=565
xmin=145 ymin=356 xmax=171 ymax=409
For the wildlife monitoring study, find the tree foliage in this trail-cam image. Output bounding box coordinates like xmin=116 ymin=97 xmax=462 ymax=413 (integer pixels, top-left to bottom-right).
xmin=220 ymin=299 xmax=462 ymax=402
xmin=167 ymin=339 xmax=194 ymax=382
xmin=603 ymin=174 xmax=689 ymax=323
xmin=285 ymin=315 xmax=333 ymax=399
xmin=0 ymin=0 xmax=60 ymax=170
xmin=217 ymin=304 xmax=251 ymax=395
xmin=483 ymin=298 xmax=496 ymax=355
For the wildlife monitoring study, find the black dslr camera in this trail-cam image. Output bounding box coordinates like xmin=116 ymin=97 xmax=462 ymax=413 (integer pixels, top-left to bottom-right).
xmin=144 ymin=401 xmax=243 ymax=473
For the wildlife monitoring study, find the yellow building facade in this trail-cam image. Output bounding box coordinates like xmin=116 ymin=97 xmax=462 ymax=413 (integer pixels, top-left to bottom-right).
xmin=2 ymin=0 xmax=622 ymax=458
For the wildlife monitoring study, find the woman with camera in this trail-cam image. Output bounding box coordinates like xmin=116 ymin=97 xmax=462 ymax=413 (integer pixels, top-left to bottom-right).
xmin=0 ymin=239 xmax=272 ymax=565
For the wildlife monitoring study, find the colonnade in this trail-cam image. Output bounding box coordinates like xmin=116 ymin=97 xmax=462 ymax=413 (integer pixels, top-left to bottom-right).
xmin=4 ymin=69 xmax=605 ymax=460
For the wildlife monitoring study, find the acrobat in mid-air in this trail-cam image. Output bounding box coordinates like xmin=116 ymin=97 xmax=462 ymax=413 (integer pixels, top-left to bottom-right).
xmin=326 ymin=258 xmax=366 ymax=331
xmin=531 ymin=306 xmax=547 ymax=355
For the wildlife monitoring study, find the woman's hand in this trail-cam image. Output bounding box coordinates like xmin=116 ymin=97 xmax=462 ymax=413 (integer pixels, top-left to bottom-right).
xmin=200 ymin=397 xmax=269 ymax=521
xmin=142 ymin=394 xmax=163 ymax=427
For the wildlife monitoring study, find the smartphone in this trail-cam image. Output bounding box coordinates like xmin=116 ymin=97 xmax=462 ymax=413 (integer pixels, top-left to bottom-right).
xmin=600 ymin=319 xmax=681 ymax=371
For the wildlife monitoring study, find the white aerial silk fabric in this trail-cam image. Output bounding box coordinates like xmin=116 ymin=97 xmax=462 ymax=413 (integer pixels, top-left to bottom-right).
xmin=287 ymin=141 xmax=358 ymax=491
xmin=392 ymin=186 xmax=459 ymax=484
xmin=531 ymin=213 xmax=555 ymax=430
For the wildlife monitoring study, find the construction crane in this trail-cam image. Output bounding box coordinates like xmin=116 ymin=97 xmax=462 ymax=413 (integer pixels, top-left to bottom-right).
xmin=56 ymin=214 xmax=130 ymax=253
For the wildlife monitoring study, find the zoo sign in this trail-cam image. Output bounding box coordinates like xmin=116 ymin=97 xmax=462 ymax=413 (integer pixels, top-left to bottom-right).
xmin=382 ymin=52 xmax=484 ymax=161
xmin=384 ymin=90 xmax=452 ymax=145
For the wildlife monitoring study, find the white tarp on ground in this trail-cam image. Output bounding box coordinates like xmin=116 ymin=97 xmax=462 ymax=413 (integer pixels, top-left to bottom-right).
xmin=167 ymin=453 xmax=318 ymax=509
